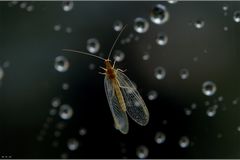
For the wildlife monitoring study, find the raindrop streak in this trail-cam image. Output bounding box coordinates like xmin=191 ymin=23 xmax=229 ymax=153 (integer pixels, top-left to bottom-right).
xmin=194 ymin=20 xmax=205 ymax=29
xmin=54 ymin=56 xmax=69 ymax=72
xmin=150 ymin=4 xmax=169 ymax=25
xmin=59 ymin=104 xmax=74 ymax=120
xmin=179 ymin=136 xmax=190 ymax=148
xmin=154 ymin=66 xmax=166 ymax=80
xmin=155 ymin=132 xmax=166 ymax=144
xmin=134 ymin=17 xmax=149 ymax=34
xmin=156 ymin=33 xmax=168 ymax=46
xmin=147 ymin=90 xmax=158 ymax=101
xmin=233 ymin=10 xmax=240 ymax=23
xmin=136 ymin=145 xmax=149 ymax=159
xmin=86 ymin=38 xmax=100 ymax=54
xmin=62 ymin=1 xmax=74 ymax=12
xmin=179 ymin=68 xmax=189 ymax=80
xmin=113 ymin=50 xmax=125 ymax=62
xmin=113 ymin=20 xmax=123 ymax=32
xmin=51 ymin=97 xmax=61 ymax=108
xmin=67 ymin=138 xmax=79 ymax=151
xmin=0 ymin=67 xmax=4 ymax=80
xmin=202 ymin=81 xmax=217 ymax=96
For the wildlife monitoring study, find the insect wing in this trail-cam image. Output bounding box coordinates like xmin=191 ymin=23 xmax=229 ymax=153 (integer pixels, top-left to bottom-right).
xmin=116 ymin=70 xmax=149 ymax=126
xmin=104 ymin=76 xmax=129 ymax=134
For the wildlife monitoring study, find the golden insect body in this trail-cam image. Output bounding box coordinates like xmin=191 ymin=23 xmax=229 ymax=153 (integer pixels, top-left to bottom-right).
xmin=63 ymin=25 xmax=149 ymax=134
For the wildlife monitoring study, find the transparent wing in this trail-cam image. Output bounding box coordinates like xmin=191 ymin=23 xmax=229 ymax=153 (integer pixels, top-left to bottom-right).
xmin=116 ymin=70 xmax=149 ymax=126
xmin=104 ymin=76 xmax=129 ymax=134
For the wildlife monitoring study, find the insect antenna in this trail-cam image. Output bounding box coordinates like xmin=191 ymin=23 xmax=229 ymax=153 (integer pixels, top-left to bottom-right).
xmin=62 ymin=49 xmax=105 ymax=61
xmin=108 ymin=24 xmax=127 ymax=59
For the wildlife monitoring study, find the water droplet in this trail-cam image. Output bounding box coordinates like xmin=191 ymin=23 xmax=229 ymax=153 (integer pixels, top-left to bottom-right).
xmin=150 ymin=4 xmax=169 ymax=25
xmin=11 ymin=1 xmax=18 ymax=5
xmin=154 ymin=66 xmax=166 ymax=80
xmin=217 ymin=133 xmax=223 ymax=138
xmin=155 ymin=132 xmax=166 ymax=144
xmin=194 ymin=20 xmax=205 ymax=29
xmin=86 ymin=38 xmax=100 ymax=54
xmin=232 ymin=98 xmax=239 ymax=105
xmin=54 ymin=131 xmax=61 ymax=137
xmin=223 ymin=26 xmax=228 ymax=31
xmin=79 ymin=128 xmax=87 ymax=136
xmin=26 ymin=5 xmax=34 ymax=12
xmin=67 ymin=138 xmax=79 ymax=151
xmin=147 ymin=90 xmax=158 ymax=101
xmin=233 ymin=11 xmax=240 ymax=23
xmin=88 ymin=63 xmax=96 ymax=70
xmin=3 ymin=61 xmax=10 ymax=68
xmin=204 ymin=101 xmax=210 ymax=106
xmin=168 ymin=0 xmax=178 ymax=4
xmin=54 ymin=56 xmax=69 ymax=72
xmin=65 ymin=27 xmax=72 ymax=33
xmin=113 ymin=20 xmax=123 ymax=32
xmin=179 ymin=68 xmax=189 ymax=80
xmin=133 ymin=17 xmax=149 ymax=34
xmin=20 ymin=2 xmax=27 ymax=9
xmin=62 ymin=1 xmax=74 ymax=12
xmin=218 ymin=96 xmax=224 ymax=102
xmin=62 ymin=83 xmax=69 ymax=90
xmin=206 ymin=106 xmax=217 ymax=117
xmin=237 ymin=126 xmax=240 ymax=132
xmin=54 ymin=24 xmax=61 ymax=31
xmin=49 ymin=108 xmax=57 ymax=116
xmin=191 ymin=103 xmax=197 ymax=109
xmin=184 ymin=108 xmax=192 ymax=116
xmin=142 ymin=53 xmax=150 ymax=61
xmin=113 ymin=50 xmax=125 ymax=62
xmin=0 ymin=67 xmax=4 ymax=80
xmin=51 ymin=97 xmax=61 ymax=108
xmin=156 ymin=33 xmax=168 ymax=46
xmin=202 ymin=81 xmax=217 ymax=96
xmin=222 ymin=5 xmax=228 ymax=11
xmin=136 ymin=145 xmax=149 ymax=159
xmin=179 ymin=136 xmax=190 ymax=148
xmin=59 ymin=104 xmax=74 ymax=120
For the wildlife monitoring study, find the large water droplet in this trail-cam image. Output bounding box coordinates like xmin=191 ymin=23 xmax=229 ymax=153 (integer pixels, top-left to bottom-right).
xmin=86 ymin=38 xmax=100 ymax=54
xmin=134 ymin=17 xmax=149 ymax=34
xmin=62 ymin=1 xmax=74 ymax=12
xmin=147 ymin=90 xmax=158 ymax=101
xmin=113 ymin=20 xmax=123 ymax=32
xmin=59 ymin=104 xmax=74 ymax=120
xmin=54 ymin=56 xmax=69 ymax=72
xmin=202 ymin=81 xmax=217 ymax=96
xmin=155 ymin=132 xmax=166 ymax=144
xmin=156 ymin=33 xmax=168 ymax=46
xmin=179 ymin=136 xmax=190 ymax=148
xmin=154 ymin=66 xmax=166 ymax=80
xmin=136 ymin=145 xmax=149 ymax=159
xmin=150 ymin=4 xmax=169 ymax=25
xmin=233 ymin=10 xmax=240 ymax=23
xmin=67 ymin=138 xmax=79 ymax=151
xmin=113 ymin=50 xmax=125 ymax=62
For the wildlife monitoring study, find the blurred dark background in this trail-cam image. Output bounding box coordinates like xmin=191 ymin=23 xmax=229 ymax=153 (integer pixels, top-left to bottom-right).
xmin=0 ymin=1 xmax=240 ymax=159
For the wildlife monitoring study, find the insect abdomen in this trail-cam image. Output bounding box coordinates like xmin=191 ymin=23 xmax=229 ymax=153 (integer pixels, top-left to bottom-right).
xmin=113 ymin=79 xmax=127 ymax=112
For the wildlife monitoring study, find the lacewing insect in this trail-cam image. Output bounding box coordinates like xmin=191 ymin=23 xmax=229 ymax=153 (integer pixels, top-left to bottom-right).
xmin=62 ymin=25 xmax=149 ymax=134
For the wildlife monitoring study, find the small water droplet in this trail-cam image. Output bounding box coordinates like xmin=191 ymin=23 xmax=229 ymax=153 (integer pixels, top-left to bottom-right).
xmin=223 ymin=26 xmax=228 ymax=31
xmin=88 ymin=63 xmax=96 ymax=70
xmin=113 ymin=50 xmax=125 ymax=62
xmin=237 ymin=126 xmax=240 ymax=132
xmin=59 ymin=104 xmax=74 ymax=120
xmin=86 ymin=38 xmax=100 ymax=54
xmin=222 ymin=5 xmax=228 ymax=11
xmin=191 ymin=103 xmax=197 ymax=109
xmin=3 ymin=61 xmax=10 ymax=68
xmin=142 ymin=53 xmax=150 ymax=61
xmin=67 ymin=138 xmax=79 ymax=151
xmin=54 ymin=131 xmax=61 ymax=137
xmin=184 ymin=108 xmax=192 ymax=116
xmin=202 ymin=81 xmax=217 ymax=96
xmin=179 ymin=136 xmax=190 ymax=148
xmin=156 ymin=33 xmax=168 ymax=46
xmin=194 ymin=19 xmax=205 ymax=29
xmin=62 ymin=1 xmax=74 ymax=12
xmin=26 ymin=4 xmax=34 ymax=12
xmin=218 ymin=96 xmax=224 ymax=102
xmin=79 ymin=128 xmax=87 ymax=136
xmin=62 ymin=83 xmax=69 ymax=90
xmin=155 ymin=132 xmax=166 ymax=144
xmin=20 ymin=2 xmax=27 ymax=9
xmin=0 ymin=67 xmax=4 ymax=80
xmin=136 ymin=145 xmax=149 ymax=159
xmin=168 ymin=0 xmax=178 ymax=4
xmin=49 ymin=108 xmax=57 ymax=116
xmin=54 ymin=56 xmax=69 ymax=72
xmin=150 ymin=4 xmax=169 ymax=25
xmin=232 ymin=98 xmax=239 ymax=105
xmin=113 ymin=20 xmax=123 ymax=32
xmin=65 ymin=27 xmax=72 ymax=33
xmin=179 ymin=68 xmax=189 ymax=80
xmin=147 ymin=90 xmax=158 ymax=101
xmin=54 ymin=24 xmax=61 ymax=31
xmin=51 ymin=97 xmax=61 ymax=108
xmin=233 ymin=11 xmax=240 ymax=23
xmin=206 ymin=106 xmax=217 ymax=117
xmin=154 ymin=66 xmax=166 ymax=80
xmin=134 ymin=17 xmax=149 ymax=34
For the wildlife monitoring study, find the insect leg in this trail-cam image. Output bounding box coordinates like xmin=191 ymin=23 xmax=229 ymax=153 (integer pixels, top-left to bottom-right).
xmin=98 ymin=72 xmax=106 ymax=75
xmin=100 ymin=66 xmax=107 ymax=71
xmin=117 ymin=68 xmax=127 ymax=72
xmin=113 ymin=60 xmax=117 ymax=68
